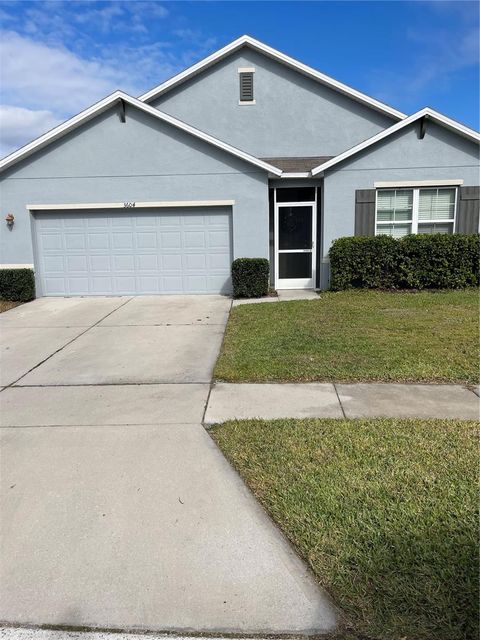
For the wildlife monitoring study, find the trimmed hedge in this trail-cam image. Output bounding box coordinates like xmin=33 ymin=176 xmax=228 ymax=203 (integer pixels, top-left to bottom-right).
xmin=329 ymin=234 xmax=480 ymax=290
xmin=232 ymin=258 xmax=270 ymax=298
xmin=0 ymin=268 xmax=36 ymax=301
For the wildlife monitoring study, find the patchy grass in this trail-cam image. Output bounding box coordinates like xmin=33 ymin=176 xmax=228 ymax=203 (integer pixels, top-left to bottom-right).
xmin=0 ymin=299 xmax=22 ymax=313
xmin=211 ymin=418 xmax=479 ymax=640
xmin=215 ymin=289 xmax=479 ymax=383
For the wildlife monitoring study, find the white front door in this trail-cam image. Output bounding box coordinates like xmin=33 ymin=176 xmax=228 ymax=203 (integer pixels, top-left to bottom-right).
xmin=275 ymin=203 xmax=316 ymax=289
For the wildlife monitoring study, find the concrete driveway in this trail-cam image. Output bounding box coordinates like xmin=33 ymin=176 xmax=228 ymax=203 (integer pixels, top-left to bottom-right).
xmin=0 ymin=296 xmax=336 ymax=635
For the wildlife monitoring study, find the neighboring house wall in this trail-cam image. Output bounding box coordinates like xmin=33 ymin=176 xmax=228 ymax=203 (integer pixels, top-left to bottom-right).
xmin=151 ymin=47 xmax=396 ymax=158
xmin=321 ymin=120 xmax=480 ymax=287
xmin=0 ymin=104 xmax=269 ymax=266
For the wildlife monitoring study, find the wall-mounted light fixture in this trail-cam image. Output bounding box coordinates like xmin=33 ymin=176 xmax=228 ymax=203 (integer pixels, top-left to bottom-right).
xmin=5 ymin=213 xmax=14 ymax=228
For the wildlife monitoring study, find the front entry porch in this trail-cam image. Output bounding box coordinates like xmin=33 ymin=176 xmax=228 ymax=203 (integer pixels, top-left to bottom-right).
xmin=268 ymin=183 xmax=322 ymax=290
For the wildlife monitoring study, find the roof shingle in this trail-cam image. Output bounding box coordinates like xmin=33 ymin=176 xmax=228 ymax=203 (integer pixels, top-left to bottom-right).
xmin=260 ymin=156 xmax=334 ymax=172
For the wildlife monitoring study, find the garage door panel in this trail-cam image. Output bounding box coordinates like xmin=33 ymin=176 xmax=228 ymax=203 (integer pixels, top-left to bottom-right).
xmin=161 ymin=232 xmax=182 ymax=248
xmin=65 ymin=234 xmax=86 ymax=250
xmin=209 ymin=230 xmax=230 ymax=248
xmin=185 ymin=231 xmax=206 ymax=248
xmin=114 ymin=276 xmax=136 ymax=292
xmin=185 ymin=254 xmax=206 ymax=270
xmin=69 ymin=277 xmax=89 ymax=294
xmin=137 ymin=232 xmax=157 ymax=249
xmin=66 ymin=255 xmax=87 ymax=272
xmin=137 ymin=255 xmax=158 ymax=271
xmin=40 ymin=234 xmax=64 ymax=250
xmin=44 ymin=256 xmax=65 ymax=272
xmin=44 ymin=277 xmax=67 ymax=295
xmin=34 ymin=208 xmax=232 ymax=296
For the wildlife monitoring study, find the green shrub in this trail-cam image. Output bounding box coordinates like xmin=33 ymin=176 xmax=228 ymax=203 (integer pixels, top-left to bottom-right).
xmin=0 ymin=268 xmax=35 ymax=301
xmin=232 ymin=258 xmax=270 ymax=298
xmin=399 ymin=234 xmax=480 ymax=289
xmin=330 ymin=234 xmax=480 ymax=290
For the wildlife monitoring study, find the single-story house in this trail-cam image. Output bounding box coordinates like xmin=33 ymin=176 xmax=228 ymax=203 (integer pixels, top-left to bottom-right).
xmin=1 ymin=35 xmax=479 ymax=296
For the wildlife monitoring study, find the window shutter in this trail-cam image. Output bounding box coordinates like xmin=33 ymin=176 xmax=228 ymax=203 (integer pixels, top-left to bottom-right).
xmin=457 ymin=186 xmax=480 ymax=234
xmin=355 ymin=189 xmax=376 ymax=236
xmin=239 ymin=72 xmax=254 ymax=101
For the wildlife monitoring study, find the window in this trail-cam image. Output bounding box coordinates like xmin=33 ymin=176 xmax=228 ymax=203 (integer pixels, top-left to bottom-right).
xmin=276 ymin=187 xmax=316 ymax=203
xmin=376 ymin=189 xmax=413 ymax=237
xmin=239 ymin=72 xmax=254 ymax=102
xmin=417 ymin=188 xmax=456 ymax=234
xmin=376 ymin=187 xmax=456 ymax=236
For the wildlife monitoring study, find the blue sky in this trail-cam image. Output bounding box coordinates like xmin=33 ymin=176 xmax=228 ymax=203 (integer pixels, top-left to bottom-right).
xmin=0 ymin=0 xmax=478 ymax=157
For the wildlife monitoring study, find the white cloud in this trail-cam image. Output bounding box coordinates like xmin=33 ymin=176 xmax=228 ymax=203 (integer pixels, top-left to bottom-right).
xmin=0 ymin=2 xmax=216 ymax=158
xmin=0 ymin=31 xmax=140 ymax=114
xmin=0 ymin=105 xmax=61 ymax=157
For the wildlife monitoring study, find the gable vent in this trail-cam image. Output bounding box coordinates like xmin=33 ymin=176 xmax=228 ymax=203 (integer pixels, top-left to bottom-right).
xmin=239 ymin=72 xmax=254 ymax=102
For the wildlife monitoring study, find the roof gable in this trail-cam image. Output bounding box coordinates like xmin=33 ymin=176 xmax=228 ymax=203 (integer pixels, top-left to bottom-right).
xmin=311 ymin=107 xmax=480 ymax=175
xmin=0 ymin=91 xmax=282 ymax=176
xmin=139 ymin=35 xmax=406 ymax=121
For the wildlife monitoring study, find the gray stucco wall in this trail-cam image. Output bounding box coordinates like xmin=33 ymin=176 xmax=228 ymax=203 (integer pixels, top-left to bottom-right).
xmin=0 ymin=104 xmax=269 ymax=266
xmin=151 ymin=47 xmax=396 ymax=158
xmin=321 ymin=120 xmax=480 ymax=288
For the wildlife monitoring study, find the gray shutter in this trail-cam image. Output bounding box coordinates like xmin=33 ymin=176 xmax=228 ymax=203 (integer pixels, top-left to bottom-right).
xmin=239 ymin=73 xmax=254 ymax=101
xmin=457 ymin=186 xmax=480 ymax=234
xmin=355 ymin=189 xmax=376 ymax=236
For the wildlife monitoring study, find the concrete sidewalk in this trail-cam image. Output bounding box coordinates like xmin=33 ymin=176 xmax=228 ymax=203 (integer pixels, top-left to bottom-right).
xmin=204 ymin=382 xmax=479 ymax=424
xmin=0 ymin=629 xmax=256 ymax=640
xmin=232 ymin=289 xmax=319 ymax=306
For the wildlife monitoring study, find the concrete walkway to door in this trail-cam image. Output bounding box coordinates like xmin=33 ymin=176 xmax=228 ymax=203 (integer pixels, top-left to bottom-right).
xmin=0 ymin=296 xmax=336 ymax=635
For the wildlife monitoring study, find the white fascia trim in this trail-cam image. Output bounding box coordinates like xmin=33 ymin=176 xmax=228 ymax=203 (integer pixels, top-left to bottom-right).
xmin=139 ymin=35 xmax=406 ymax=120
xmin=27 ymin=200 xmax=235 ymax=211
xmin=280 ymin=172 xmax=311 ymax=178
xmin=374 ymin=179 xmax=464 ymax=188
xmin=0 ymin=263 xmax=34 ymax=269
xmin=0 ymin=91 xmax=281 ymax=176
xmin=311 ymin=108 xmax=480 ymax=176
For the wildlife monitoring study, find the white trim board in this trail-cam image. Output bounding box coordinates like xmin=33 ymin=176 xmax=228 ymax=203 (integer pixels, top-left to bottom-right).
xmin=139 ymin=35 xmax=406 ymax=120
xmin=311 ymin=108 xmax=480 ymax=176
xmin=374 ymin=179 xmax=464 ymax=188
xmin=0 ymin=91 xmax=282 ymax=176
xmin=27 ymin=200 xmax=235 ymax=211
xmin=281 ymin=172 xmax=311 ymax=179
xmin=0 ymin=264 xmax=34 ymax=269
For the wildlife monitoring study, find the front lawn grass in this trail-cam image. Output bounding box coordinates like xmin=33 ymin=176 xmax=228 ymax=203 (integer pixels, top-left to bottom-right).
xmin=211 ymin=418 xmax=479 ymax=640
xmin=215 ymin=289 xmax=479 ymax=383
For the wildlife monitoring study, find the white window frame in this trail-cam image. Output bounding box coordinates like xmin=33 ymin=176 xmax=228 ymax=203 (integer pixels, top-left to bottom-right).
xmin=375 ymin=186 xmax=457 ymax=236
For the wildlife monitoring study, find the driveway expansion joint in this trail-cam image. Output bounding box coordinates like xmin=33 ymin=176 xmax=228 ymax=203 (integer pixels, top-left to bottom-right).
xmin=333 ymin=383 xmax=347 ymax=419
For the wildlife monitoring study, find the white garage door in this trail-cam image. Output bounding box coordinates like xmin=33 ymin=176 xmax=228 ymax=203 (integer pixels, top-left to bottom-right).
xmin=33 ymin=207 xmax=232 ymax=296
